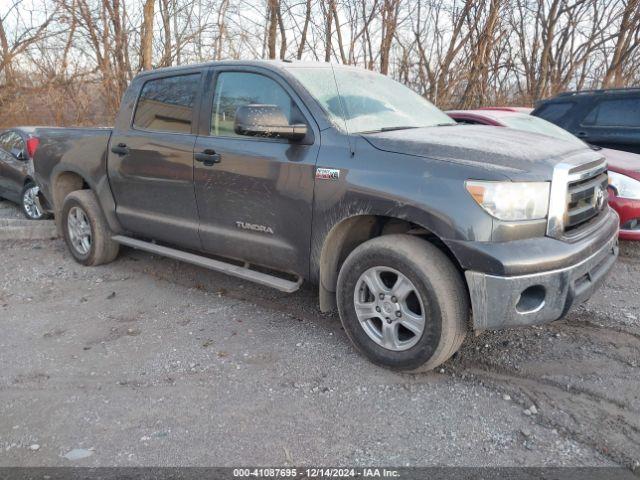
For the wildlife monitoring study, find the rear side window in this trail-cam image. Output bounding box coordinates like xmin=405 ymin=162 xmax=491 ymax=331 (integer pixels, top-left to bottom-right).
xmin=535 ymin=102 xmax=573 ymax=124
xmin=582 ymin=98 xmax=640 ymax=128
xmin=133 ymin=74 xmax=200 ymax=134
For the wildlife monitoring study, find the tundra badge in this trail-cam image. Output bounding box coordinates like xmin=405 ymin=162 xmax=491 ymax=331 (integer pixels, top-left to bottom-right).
xmin=235 ymin=221 xmax=274 ymax=235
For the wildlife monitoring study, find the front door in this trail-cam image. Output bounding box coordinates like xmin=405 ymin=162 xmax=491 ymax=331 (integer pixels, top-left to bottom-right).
xmin=193 ymin=68 xmax=319 ymax=277
xmin=107 ymin=72 xmax=203 ymax=250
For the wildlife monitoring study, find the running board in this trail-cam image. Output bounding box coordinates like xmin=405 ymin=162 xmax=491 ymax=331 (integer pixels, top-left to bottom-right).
xmin=112 ymin=235 xmax=302 ymax=293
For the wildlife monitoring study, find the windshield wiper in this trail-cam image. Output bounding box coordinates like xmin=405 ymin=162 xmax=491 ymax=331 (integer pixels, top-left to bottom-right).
xmin=436 ymin=122 xmax=458 ymax=127
xmin=358 ymin=126 xmax=421 ymax=134
xmin=380 ymin=126 xmax=421 ymax=132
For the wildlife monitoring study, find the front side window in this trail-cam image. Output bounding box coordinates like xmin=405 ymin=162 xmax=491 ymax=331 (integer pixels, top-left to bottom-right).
xmin=211 ymin=72 xmax=295 ymax=137
xmin=582 ymin=98 xmax=640 ymax=128
xmin=133 ymin=74 xmax=200 ymax=134
xmin=289 ymin=66 xmax=454 ymax=134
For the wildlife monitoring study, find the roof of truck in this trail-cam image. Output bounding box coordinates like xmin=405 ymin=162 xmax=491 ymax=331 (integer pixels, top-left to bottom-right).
xmin=135 ymin=59 xmax=340 ymax=78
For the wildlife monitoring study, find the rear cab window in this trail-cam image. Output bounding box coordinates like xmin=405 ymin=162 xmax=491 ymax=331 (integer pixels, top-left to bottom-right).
xmin=133 ymin=74 xmax=201 ymax=134
xmin=581 ymin=97 xmax=640 ymax=128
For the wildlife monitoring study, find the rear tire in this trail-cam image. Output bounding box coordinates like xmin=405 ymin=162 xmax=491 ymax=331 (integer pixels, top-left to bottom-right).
xmin=336 ymin=234 xmax=468 ymax=371
xmin=61 ymin=190 xmax=119 ymax=266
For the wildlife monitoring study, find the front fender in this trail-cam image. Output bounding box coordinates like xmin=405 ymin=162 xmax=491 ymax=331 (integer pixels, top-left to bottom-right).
xmin=310 ymin=140 xmax=502 ymax=278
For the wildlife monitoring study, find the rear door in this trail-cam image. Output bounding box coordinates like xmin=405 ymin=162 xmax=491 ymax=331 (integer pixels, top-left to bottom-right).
xmin=107 ymin=71 xmax=204 ymax=250
xmin=574 ymin=96 xmax=640 ymax=154
xmin=193 ymin=67 xmax=319 ymax=276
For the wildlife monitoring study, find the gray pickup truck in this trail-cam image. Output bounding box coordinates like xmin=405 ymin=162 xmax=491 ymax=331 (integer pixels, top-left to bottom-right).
xmin=32 ymin=61 xmax=619 ymax=371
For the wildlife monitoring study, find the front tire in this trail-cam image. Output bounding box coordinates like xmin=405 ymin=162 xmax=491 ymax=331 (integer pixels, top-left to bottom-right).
xmin=336 ymin=234 xmax=468 ymax=371
xmin=61 ymin=190 xmax=119 ymax=266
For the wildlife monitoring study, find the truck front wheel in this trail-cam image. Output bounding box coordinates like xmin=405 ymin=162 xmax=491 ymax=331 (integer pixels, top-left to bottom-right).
xmin=61 ymin=190 xmax=119 ymax=266
xmin=336 ymin=234 xmax=468 ymax=371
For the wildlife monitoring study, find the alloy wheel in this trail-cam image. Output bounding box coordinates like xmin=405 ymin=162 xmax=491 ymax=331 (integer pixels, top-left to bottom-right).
xmin=353 ymin=266 xmax=426 ymax=351
xmin=23 ymin=185 xmax=43 ymax=219
xmin=67 ymin=206 xmax=92 ymax=255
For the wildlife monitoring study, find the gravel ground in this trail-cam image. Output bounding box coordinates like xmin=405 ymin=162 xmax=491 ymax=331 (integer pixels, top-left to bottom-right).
xmin=0 ymin=201 xmax=639 ymax=469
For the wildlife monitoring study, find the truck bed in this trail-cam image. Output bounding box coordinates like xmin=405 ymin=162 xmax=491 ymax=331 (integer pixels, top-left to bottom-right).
xmin=31 ymin=127 xmax=113 ymax=212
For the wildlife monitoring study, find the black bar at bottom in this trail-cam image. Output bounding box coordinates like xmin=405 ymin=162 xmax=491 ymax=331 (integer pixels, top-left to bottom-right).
xmin=0 ymin=467 xmax=636 ymax=480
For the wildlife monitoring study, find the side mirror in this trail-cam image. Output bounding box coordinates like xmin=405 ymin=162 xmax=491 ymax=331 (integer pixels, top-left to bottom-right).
xmin=234 ymin=104 xmax=308 ymax=142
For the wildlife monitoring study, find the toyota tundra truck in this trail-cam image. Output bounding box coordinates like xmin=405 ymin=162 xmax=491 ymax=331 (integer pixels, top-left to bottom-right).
xmin=30 ymin=61 xmax=619 ymax=371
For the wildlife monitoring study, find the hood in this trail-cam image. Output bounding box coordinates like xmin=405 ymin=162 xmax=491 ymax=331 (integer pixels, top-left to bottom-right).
xmin=362 ymin=125 xmax=603 ymax=181
xmin=600 ymin=148 xmax=640 ymax=180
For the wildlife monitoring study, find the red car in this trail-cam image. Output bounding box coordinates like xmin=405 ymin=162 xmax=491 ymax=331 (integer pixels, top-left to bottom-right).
xmin=447 ymin=108 xmax=640 ymax=240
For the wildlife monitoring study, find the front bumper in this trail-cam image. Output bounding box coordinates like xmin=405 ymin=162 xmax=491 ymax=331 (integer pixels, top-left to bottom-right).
xmin=465 ymin=221 xmax=619 ymax=330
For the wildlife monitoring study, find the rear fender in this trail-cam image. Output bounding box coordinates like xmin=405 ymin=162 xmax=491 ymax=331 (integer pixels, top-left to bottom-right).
xmin=50 ymin=162 xmax=122 ymax=234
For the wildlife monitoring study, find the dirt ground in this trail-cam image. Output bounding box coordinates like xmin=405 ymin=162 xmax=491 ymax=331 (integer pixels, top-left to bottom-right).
xmin=0 ymin=202 xmax=639 ymax=469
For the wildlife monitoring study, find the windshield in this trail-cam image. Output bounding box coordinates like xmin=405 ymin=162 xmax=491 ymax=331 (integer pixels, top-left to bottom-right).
xmin=500 ymin=114 xmax=584 ymax=146
xmin=288 ymin=66 xmax=454 ymax=134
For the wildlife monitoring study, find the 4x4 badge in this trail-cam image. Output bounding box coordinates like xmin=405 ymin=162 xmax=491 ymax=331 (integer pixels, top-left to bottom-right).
xmin=316 ymin=167 xmax=340 ymax=180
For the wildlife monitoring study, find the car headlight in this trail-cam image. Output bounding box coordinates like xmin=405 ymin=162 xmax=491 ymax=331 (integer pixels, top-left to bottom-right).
xmin=465 ymin=181 xmax=550 ymax=221
xmin=608 ymin=171 xmax=640 ymax=200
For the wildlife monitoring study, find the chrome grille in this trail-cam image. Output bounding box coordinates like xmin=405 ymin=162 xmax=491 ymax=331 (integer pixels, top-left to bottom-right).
xmin=546 ymin=154 xmax=608 ymax=239
xmin=565 ymin=171 xmax=608 ymax=231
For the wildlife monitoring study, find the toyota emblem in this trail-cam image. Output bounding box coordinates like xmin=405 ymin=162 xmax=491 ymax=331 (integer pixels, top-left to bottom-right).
xmin=595 ymin=186 xmax=606 ymax=211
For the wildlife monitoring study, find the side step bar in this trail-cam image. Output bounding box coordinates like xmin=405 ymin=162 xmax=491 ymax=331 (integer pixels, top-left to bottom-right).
xmin=112 ymin=235 xmax=303 ymax=293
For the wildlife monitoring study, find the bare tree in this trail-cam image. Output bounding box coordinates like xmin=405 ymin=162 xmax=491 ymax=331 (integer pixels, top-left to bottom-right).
xmin=603 ymin=0 xmax=640 ymax=87
xmin=296 ymin=0 xmax=311 ymax=59
xmin=2 ymin=0 xmax=640 ymax=128
xmin=379 ymin=0 xmax=400 ymax=74
xmin=141 ymin=0 xmax=155 ymax=70
xmin=267 ymin=0 xmax=278 ymax=59
xmin=0 ymin=1 xmax=56 ymax=86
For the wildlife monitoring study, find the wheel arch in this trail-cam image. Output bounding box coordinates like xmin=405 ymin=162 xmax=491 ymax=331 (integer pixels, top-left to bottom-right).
xmin=49 ymin=164 xmax=122 ymax=234
xmin=51 ymin=170 xmax=88 ymax=212
xmin=317 ymin=213 xmax=464 ymax=313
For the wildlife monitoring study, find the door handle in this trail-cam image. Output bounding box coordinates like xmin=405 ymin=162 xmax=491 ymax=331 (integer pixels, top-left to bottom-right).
xmin=111 ymin=143 xmax=130 ymax=156
xmin=575 ymin=131 xmax=589 ymax=138
xmin=195 ymin=149 xmax=222 ymax=166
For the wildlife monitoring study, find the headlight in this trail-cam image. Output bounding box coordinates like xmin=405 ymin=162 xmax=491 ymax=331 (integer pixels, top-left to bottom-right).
xmin=466 ymin=181 xmax=550 ymax=221
xmin=608 ymin=171 xmax=640 ymax=200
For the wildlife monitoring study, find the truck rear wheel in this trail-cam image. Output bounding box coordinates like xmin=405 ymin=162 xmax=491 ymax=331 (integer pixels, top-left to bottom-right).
xmin=336 ymin=234 xmax=468 ymax=371
xmin=61 ymin=190 xmax=119 ymax=266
